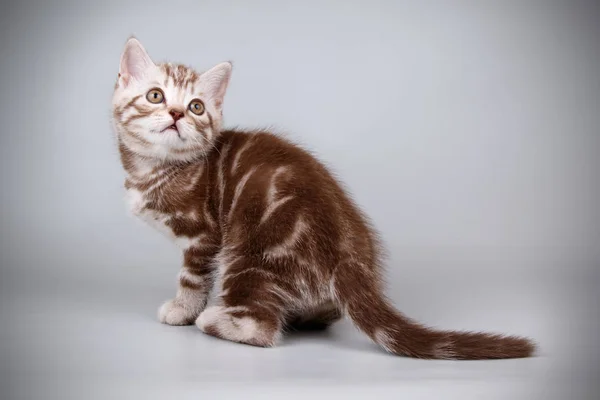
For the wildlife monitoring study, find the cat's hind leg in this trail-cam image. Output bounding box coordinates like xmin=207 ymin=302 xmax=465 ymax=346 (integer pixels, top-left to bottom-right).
xmin=195 ymin=257 xmax=286 ymax=347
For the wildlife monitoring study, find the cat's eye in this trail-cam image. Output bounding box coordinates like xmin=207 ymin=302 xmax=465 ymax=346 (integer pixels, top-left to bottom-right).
xmin=189 ymin=99 xmax=205 ymax=115
xmin=146 ymin=88 xmax=164 ymax=104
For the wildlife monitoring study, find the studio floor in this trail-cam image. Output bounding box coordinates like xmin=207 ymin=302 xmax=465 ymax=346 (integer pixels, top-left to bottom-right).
xmin=2 ymin=247 xmax=596 ymax=400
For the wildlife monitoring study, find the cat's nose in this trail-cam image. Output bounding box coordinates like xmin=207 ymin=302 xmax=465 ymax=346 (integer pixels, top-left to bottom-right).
xmin=169 ymin=109 xmax=184 ymax=122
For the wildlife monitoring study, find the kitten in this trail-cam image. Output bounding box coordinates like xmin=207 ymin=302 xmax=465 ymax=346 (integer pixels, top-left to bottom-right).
xmin=111 ymin=37 xmax=535 ymax=359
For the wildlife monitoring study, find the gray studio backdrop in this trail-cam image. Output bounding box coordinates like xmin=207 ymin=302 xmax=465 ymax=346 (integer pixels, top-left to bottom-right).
xmin=1 ymin=1 xmax=598 ymax=399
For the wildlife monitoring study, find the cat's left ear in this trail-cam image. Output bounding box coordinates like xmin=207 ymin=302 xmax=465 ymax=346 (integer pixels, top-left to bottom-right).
xmin=118 ymin=37 xmax=155 ymax=87
xmin=199 ymin=62 xmax=232 ymax=111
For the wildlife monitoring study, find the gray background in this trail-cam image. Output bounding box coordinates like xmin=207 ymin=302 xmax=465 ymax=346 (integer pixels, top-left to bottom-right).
xmin=1 ymin=0 xmax=599 ymax=399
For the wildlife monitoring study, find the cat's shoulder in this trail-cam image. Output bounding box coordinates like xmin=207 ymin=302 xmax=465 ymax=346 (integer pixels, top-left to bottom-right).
xmin=219 ymin=129 xmax=316 ymax=162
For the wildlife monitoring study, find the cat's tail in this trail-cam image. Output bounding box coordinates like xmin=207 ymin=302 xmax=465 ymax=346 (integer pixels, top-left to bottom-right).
xmin=332 ymin=266 xmax=536 ymax=360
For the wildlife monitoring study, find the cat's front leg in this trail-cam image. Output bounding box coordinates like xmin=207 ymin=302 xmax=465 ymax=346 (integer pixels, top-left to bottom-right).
xmin=158 ymin=246 xmax=216 ymax=326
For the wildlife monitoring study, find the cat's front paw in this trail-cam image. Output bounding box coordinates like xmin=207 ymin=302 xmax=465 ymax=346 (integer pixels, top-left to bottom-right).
xmin=158 ymin=299 xmax=198 ymax=326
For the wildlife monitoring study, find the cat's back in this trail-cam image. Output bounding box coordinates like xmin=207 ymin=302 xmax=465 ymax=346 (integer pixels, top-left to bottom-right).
xmin=216 ymin=128 xmax=372 ymax=243
xmin=217 ymin=129 xmax=341 ymax=190
xmin=218 ymin=129 xmax=319 ymax=164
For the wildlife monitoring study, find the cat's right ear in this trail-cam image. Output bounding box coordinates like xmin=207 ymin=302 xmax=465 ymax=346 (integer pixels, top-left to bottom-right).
xmin=118 ymin=37 xmax=154 ymax=87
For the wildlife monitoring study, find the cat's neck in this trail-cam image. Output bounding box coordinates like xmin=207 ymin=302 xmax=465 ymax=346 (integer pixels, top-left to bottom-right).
xmin=119 ymin=142 xmax=191 ymax=181
xmin=119 ymin=140 xmax=222 ymax=222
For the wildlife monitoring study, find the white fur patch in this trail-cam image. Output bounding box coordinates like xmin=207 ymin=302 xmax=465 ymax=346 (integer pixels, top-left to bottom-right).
xmin=126 ymin=187 xmax=183 ymax=243
xmin=125 ymin=188 xmax=147 ymax=216
xmin=196 ymin=306 xmax=278 ymax=346
xmin=158 ymin=298 xmax=200 ymax=326
xmin=126 ymin=193 xmax=211 ymax=250
xmin=173 ymin=236 xmax=198 ymax=250
xmin=159 ymin=270 xmax=210 ymax=326
xmin=133 ymin=207 xmax=174 ymax=240
xmin=174 ymin=234 xmax=213 ymax=251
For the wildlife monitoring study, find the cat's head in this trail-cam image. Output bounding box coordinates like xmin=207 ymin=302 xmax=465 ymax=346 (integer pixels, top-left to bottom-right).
xmin=112 ymin=38 xmax=231 ymax=162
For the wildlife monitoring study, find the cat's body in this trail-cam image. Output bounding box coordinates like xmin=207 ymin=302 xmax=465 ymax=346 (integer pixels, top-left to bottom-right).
xmin=112 ymin=38 xmax=535 ymax=359
xmin=121 ymin=130 xmax=354 ymax=342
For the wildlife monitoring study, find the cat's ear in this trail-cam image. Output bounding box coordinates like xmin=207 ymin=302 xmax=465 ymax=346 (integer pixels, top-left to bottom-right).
xmin=118 ymin=37 xmax=155 ymax=86
xmin=200 ymin=62 xmax=232 ymax=111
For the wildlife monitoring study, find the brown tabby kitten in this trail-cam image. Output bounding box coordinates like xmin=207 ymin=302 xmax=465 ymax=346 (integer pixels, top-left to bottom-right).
xmin=111 ymin=37 xmax=535 ymax=359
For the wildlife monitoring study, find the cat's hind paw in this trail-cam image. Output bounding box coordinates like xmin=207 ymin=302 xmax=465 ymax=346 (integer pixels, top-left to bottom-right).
xmin=195 ymin=305 xmax=281 ymax=347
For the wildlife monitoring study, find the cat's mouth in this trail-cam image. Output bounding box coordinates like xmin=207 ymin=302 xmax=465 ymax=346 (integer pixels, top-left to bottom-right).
xmin=161 ymin=124 xmax=179 ymax=133
xmin=160 ymin=123 xmax=184 ymax=140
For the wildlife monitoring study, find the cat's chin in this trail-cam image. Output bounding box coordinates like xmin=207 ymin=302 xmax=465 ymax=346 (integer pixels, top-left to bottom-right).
xmin=157 ymin=127 xmax=183 ymax=142
xmin=149 ymin=128 xmax=180 ymax=137
xmin=142 ymin=130 xmax=186 ymax=147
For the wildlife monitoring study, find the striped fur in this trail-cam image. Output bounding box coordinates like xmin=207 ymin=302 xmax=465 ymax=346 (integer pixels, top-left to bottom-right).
xmin=111 ymin=37 xmax=536 ymax=359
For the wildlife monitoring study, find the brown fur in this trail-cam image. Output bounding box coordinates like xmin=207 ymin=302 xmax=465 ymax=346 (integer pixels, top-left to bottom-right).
xmin=118 ymin=128 xmax=535 ymax=359
xmin=113 ymin=42 xmax=535 ymax=358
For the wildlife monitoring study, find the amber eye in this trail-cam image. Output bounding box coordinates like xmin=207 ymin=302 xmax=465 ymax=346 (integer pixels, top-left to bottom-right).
xmin=146 ymin=88 xmax=164 ymax=104
xmin=189 ymin=99 xmax=205 ymax=115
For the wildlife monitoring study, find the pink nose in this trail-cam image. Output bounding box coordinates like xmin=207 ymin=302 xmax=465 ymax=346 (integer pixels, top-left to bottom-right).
xmin=169 ymin=109 xmax=184 ymax=121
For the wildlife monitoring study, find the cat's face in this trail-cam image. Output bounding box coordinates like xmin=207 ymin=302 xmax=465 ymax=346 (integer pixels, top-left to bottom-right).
xmin=112 ymin=38 xmax=231 ymax=162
